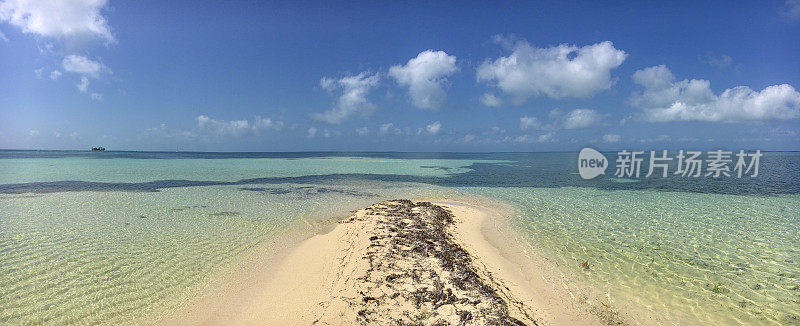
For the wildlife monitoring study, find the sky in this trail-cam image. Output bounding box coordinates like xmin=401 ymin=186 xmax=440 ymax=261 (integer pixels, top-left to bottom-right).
xmin=1 ymin=0 xmax=799 ymax=152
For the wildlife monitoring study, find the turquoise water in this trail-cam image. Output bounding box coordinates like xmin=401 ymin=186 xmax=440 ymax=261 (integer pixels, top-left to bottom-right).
xmin=1 ymin=180 xmax=466 ymax=324
xmin=0 ymin=151 xmax=798 ymax=324
xmin=468 ymin=187 xmax=799 ymax=325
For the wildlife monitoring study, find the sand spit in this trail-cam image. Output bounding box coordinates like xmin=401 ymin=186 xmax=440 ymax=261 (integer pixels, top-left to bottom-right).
xmin=165 ymin=199 xmax=614 ymax=325
xmin=329 ymin=200 xmax=534 ymax=325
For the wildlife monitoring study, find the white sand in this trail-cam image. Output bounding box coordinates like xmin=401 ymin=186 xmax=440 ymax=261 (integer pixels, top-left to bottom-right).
xmin=160 ymin=199 xmax=612 ymax=325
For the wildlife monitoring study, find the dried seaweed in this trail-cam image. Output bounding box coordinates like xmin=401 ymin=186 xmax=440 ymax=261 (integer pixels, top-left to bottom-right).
xmin=341 ymin=200 xmax=536 ymax=325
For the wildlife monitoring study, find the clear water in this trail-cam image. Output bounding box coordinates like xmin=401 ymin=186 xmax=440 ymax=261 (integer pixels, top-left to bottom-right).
xmin=467 ymin=187 xmax=799 ymax=325
xmin=0 ymin=151 xmax=798 ymax=324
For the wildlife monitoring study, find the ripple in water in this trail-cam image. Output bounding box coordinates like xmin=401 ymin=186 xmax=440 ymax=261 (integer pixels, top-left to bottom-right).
xmin=0 ymin=181 xmax=463 ymax=324
xmin=466 ymin=187 xmax=800 ymax=325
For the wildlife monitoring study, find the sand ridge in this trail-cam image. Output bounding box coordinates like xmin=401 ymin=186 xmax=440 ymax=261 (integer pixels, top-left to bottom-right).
xmin=162 ymin=199 xmax=614 ymax=325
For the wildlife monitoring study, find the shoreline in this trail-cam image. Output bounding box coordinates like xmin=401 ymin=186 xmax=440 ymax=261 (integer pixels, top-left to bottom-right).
xmin=160 ymin=199 xmax=620 ymax=325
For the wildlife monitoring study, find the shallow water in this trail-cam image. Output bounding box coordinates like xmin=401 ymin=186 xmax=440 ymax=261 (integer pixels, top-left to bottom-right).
xmin=0 ymin=151 xmax=798 ymax=324
xmin=0 ymin=180 xmax=464 ymax=324
xmin=467 ymin=187 xmax=800 ymax=325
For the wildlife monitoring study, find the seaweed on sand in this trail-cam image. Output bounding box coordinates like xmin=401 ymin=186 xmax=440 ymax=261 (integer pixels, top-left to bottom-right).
xmin=344 ymin=200 xmax=536 ymax=325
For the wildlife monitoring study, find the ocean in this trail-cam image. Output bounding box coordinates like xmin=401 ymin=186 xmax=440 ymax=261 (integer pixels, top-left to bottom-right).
xmin=0 ymin=150 xmax=797 ymax=324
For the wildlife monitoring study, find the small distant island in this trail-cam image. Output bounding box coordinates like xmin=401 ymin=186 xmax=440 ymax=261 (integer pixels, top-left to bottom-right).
xmin=91 ymin=147 xmax=106 ymax=151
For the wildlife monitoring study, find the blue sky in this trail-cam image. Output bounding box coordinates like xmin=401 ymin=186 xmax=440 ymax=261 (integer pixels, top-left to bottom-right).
xmin=1 ymin=0 xmax=799 ymax=152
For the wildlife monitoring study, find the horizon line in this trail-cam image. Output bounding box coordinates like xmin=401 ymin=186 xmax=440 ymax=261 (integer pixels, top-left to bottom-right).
xmin=2 ymin=148 xmax=799 ymax=154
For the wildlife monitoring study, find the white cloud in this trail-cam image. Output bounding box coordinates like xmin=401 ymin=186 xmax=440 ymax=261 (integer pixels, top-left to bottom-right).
xmin=631 ymin=65 xmax=800 ymax=122
xmin=378 ymin=123 xmax=401 ymax=136
xmin=34 ymin=67 xmax=44 ymax=78
xmin=320 ymin=77 xmax=335 ymax=92
xmin=90 ymin=92 xmax=102 ymax=101
xmin=62 ymin=54 xmax=107 ymax=78
xmin=76 ymin=76 xmax=89 ymax=92
xmin=252 ymin=116 xmax=284 ymax=133
xmin=197 ymin=115 xmax=249 ymax=137
xmin=520 ymin=108 xmax=602 ymax=131
xmin=307 ymin=127 xmax=317 ymax=138
xmin=537 ymin=132 xmax=555 ymax=143
xmin=477 ymin=40 xmax=627 ymax=103
xmin=426 ymin=121 xmax=441 ymax=135
xmin=28 ymin=129 xmax=39 ymax=136
xmin=389 ymin=50 xmax=458 ymax=110
xmin=49 ymin=69 xmax=61 ymax=80
xmin=782 ymin=0 xmax=800 ymax=20
xmin=519 ymin=116 xmax=541 ymax=130
xmin=0 ymin=0 xmax=114 ymax=42
xmin=0 ymin=30 xmax=7 ymax=42
xmin=562 ymin=109 xmax=603 ymax=129
xmin=479 ymin=92 xmax=501 ymax=107
xmin=313 ymin=72 xmax=380 ymax=124
xmin=602 ymin=134 xmax=621 ymax=143
xmin=461 ymin=134 xmax=475 ymax=142
xmin=355 ymin=126 xmax=369 ymax=136
xmin=194 ymin=115 xmax=283 ymax=137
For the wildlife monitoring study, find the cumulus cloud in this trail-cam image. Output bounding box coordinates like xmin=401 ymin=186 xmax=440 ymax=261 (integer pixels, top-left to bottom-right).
xmin=480 ymin=93 xmax=501 ymax=107
xmin=389 ymin=50 xmax=458 ymax=109
xmin=513 ymin=134 xmax=529 ymax=143
xmin=515 ymin=131 xmax=556 ymax=143
xmin=602 ymin=134 xmax=621 ymax=143
xmin=307 ymin=127 xmax=317 ymax=138
xmin=477 ymin=40 xmax=627 ymax=103
xmin=562 ymin=109 xmax=603 ymax=129
xmin=519 ymin=116 xmax=541 ymax=130
xmin=537 ymin=132 xmax=554 ymax=143
xmin=76 ymin=76 xmax=89 ymax=92
xmin=313 ymin=72 xmax=380 ymax=124
xmin=194 ymin=115 xmax=284 ymax=137
xmin=378 ymin=123 xmax=402 ymax=136
xmin=630 ymin=65 xmax=800 ymax=122
xmin=252 ymin=116 xmax=283 ymax=132
xmin=355 ymin=126 xmax=369 ymax=136
xmin=62 ymin=54 xmax=107 ymax=78
xmin=520 ymin=108 xmax=603 ymax=131
xmin=197 ymin=115 xmax=249 ymax=137
xmin=0 ymin=0 xmax=114 ymax=42
xmin=426 ymin=121 xmax=441 ymax=135
xmin=49 ymin=69 xmax=61 ymax=80
xmin=90 ymin=92 xmax=102 ymax=101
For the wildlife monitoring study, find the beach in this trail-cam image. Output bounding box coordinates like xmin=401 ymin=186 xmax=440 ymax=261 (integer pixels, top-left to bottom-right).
xmin=1 ymin=152 xmax=798 ymax=325
xmin=161 ymin=199 xmax=618 ymax=325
